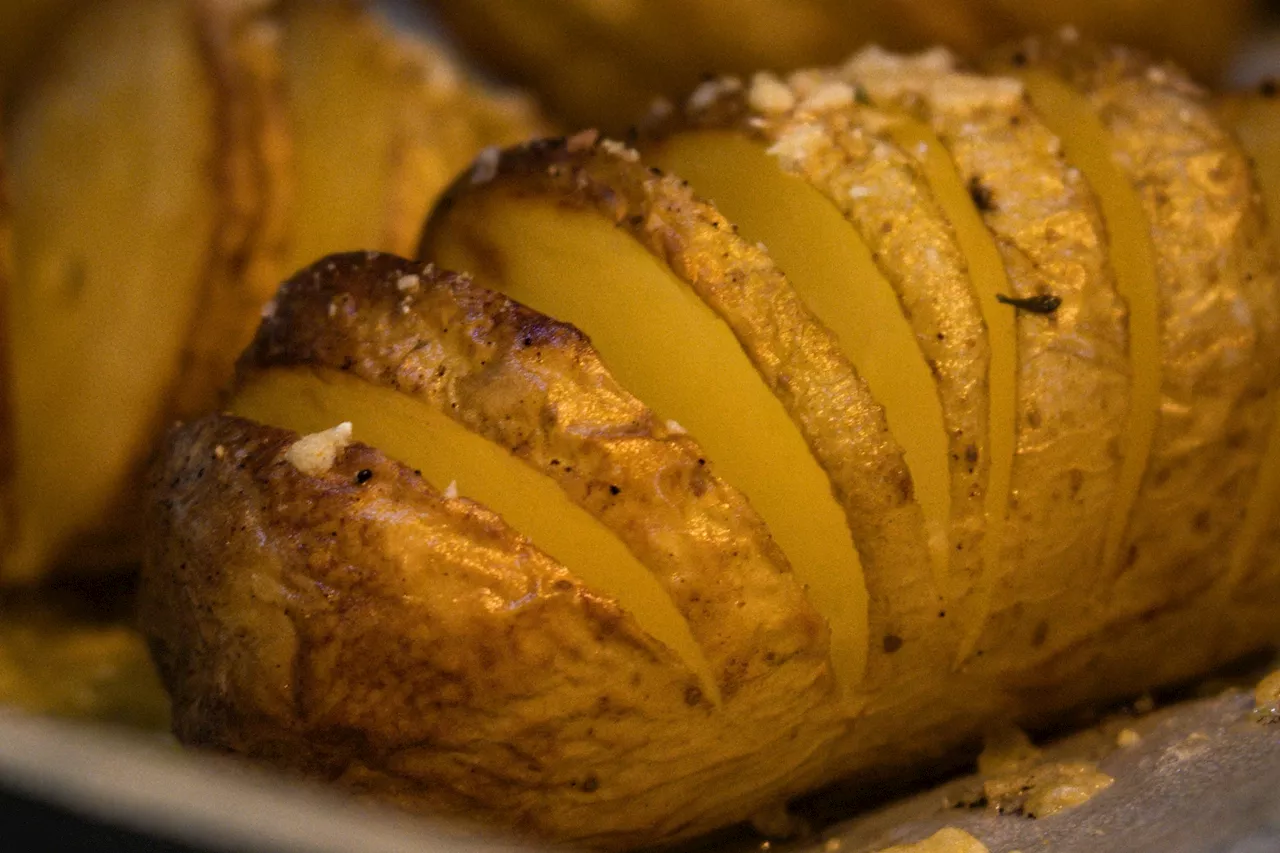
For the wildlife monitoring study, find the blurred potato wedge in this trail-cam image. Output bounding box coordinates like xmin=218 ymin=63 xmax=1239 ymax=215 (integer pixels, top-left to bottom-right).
xmin=0 ymin=0 xmax=544 ymax=584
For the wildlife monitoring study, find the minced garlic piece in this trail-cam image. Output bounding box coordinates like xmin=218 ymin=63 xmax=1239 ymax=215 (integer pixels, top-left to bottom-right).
xmin=470 ymin=146 xmax=501 ymax=184
xmin=875 ymin=828 xmax=988 ymax=853
xmin=767 ymin=123 xmax=825 ymax=172
xmin=284 ymin=422 xmax=353 ymax=476
xmin=748 ymin=72 xmax=795 ymax=115
xmin=600 ymin=138 xmax=641 ymax=162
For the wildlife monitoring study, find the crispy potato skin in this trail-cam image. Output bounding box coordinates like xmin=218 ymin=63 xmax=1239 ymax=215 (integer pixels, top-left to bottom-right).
xmin=144 ymin=416 xmax=723 ymax=844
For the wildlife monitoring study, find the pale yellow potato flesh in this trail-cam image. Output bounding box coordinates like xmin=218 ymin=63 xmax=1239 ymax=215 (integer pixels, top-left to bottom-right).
xmin=4 ymin=0 xmax=216 ymax=580
xmin=647 ymin=131 xmax=951 ymax=585
xmin=1009 ymin=68 xmax=1161 ymax=595
xmin=230 ymin=366 xmax=713 ymax=692
xmin=431 ymin=191 xmax=869 ymax=688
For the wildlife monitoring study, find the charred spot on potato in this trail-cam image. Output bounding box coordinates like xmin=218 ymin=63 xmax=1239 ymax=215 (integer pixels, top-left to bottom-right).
xmin=355 ymin=469 xmax=373 ymax=484
xmin=967 ymin=175 xmax=996 ymax=212
xmin=882 ymin=634 xmax=904 ymax=654
xmin=995 ymin=293 xmax=1062 ymax=314
xmin=1031 ymin=621 xmax=1049 ymax=648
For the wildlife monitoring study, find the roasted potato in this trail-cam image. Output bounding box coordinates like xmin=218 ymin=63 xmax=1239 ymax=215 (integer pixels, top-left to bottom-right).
xmin=142 ymin=38 xmax=1280 ymax=848
xmin=0 ymin=0 xmax=543 ymax=585
xmin=427 ymin=0 xmax=1254 ymax=129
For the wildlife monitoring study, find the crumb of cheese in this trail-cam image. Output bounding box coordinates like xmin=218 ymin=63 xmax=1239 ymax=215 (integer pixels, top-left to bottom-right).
xmin=875 ymin=828 xmax=988 ymax=853
xmin=285 ymin=423 xmax=353 ymax=476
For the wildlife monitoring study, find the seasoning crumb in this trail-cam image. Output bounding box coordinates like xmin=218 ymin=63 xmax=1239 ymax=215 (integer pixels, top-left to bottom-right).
xmin=1116 ymin=728 xmax=1141 ymax=747
xmin=665 ymin=419 xmax=687 ymax=435
xmin=874 ymin=828 xmax=988 ymax=853
xmin=443 ymin=480 xmax=459 ymax=500
xmin=213 ymin=445 xmax=226 ymax=460
xmin=471 ymin=146 xmax=501 ymax=185
xmin=284 ymin=422 xmax=353 ymax=476
xmin=1133 ymin=693 xmax=1155 ymax=714
xmin=396 ymin=274 xmax=421 ymax=293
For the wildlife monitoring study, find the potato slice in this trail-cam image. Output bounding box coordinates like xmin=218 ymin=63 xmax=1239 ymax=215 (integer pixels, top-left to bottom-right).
xmin=424 ymin=138 xmax=951 ymax=697
xmin=844 ymin=48 xmax=1129 ymax=673
xmin=1 ymin=0 xmax=287 ymax=582
xmin=240 ymin=253 xmax=832 ymax=718
xmin=280 ymin=0 xmax=545 ymax=271
xmin=644 ymin=77 xmax=987 ymax=650
xmin=999 ymin=40 xmax=1280 ymax=662
xmin=148 ymin=255 xmax=844 ymax=845
xmin=233 ymin=366 xmax=715 ymax=693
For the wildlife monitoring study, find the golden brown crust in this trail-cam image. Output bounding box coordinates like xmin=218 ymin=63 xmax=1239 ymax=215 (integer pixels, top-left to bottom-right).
xmin=845 ymin=48 xmax=1130 ymax=672
xmin=425 ymin=139 xmax=946 ymax=697
xmin=1021 ymin=38 xmax=1280 ymax=638
xmin=244 ymin=253 xmax=833 ymax=714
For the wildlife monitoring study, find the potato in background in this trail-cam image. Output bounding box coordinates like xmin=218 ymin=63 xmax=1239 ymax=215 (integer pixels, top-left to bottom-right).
xmin=427 ymin=0 xmax=1255 ymax=129
xmin=0 ymin=0 xmax=544 ymax=585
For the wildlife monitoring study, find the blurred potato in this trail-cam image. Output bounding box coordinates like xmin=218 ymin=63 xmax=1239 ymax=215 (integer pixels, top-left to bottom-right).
xmin=427 ymin=0 xmax=1255 ymax=129
xmin=0 ymin=0 xmax=544 ymax=585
